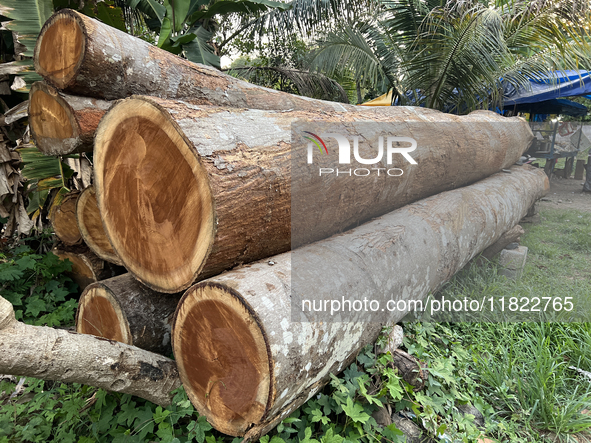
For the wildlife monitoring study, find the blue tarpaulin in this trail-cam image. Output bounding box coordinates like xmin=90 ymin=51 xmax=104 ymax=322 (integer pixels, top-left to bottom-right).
xmin=510 ymin=98 xmax=588 ymax=117
xmin=503 ymin=70 xmax=591 ymax=106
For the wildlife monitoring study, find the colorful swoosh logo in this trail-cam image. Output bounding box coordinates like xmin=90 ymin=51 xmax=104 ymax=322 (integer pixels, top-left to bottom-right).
xmin=303 ymin=131 xmax=328 ymax=154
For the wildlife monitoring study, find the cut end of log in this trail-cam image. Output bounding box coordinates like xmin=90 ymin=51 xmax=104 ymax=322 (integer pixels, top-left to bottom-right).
xmin=76 ymin=282 xmax=131 ymax=344
xmin=77 ymin=186 xmax=122 ymax=265
xmin=50 ymin=192 xmax=82 ymax=246
xmin=52 ymin=249 xmax=98 ymax=291
xmin=94 ymin=97 xmax=214 ymax=293
xmin=172 ymin=283 xmax=272 ymax=436
xmin=34 ymin=9 xmax=86 ymax=89
xmin=29 ymin=82 xmax=79 ymax=155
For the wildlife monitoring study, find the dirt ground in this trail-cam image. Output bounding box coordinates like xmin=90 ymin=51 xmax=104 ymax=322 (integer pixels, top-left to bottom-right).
xmin=538 ymin=175 xmax=591 ymax=213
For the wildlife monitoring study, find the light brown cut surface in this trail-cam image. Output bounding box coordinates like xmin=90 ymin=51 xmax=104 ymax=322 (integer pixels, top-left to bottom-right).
xmin=77 ymin=187 xmax=122 ymax=265
xmin=35 ymin=13 xmax=85 ymax=88
xmin=51 ymin=193 xmax=82 ymax=245
xmin=29 ymin=87 xmax=75 ymax=140
xmin=53 ymin=250 xmax=97 ymax=291
xmin=172 ymin=283 xmax=271 ymax=436
xmin=76 ymin=285 xmax=130 ymax=344
xmin=94 ymin=99 xmax=214 ymax=292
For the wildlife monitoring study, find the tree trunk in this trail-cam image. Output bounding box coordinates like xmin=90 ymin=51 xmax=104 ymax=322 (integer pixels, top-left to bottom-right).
xmin=94 ymin=96 xmax=533 ymax=293
xmin=29 ymin=82 xmax=111 ymax=155
xmin=35 ymin=8 xmax=348 ymax=110
xmin=171 ymin=166 xmax=549 ymax=437
xmin=76 ymin=274 xmax=181 ymax=355
xmin=76 ymin=186 xmax=122 ymax=265
xmin=53 ymin=245 xmax=123 ymax=291
xmin=50 ymin=191 xmax=82 ymax=245
xmin=0 ymin=295 xmax=180 ymax=406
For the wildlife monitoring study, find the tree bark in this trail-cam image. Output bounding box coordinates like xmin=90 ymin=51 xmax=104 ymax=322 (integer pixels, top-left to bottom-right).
xmin=76 ymin=274 xmax=181 ymax=355
xmin=76 ymin=186 xmax=122 ymax=265
xmin=50 ymin=191 xmax=82 ymax=245
xmin=29 ymin=82 xmax=112 ymax=155
xmin=171 ymin=166 xmax=549 ymax=437
xmin=53 ymin=245 xmax=123 ymax=291
xmin=0 ymin=295 xmax=180 ymax=406
xmin=94 ymin=96 xmax=533 ymax=293
xmin=391 ymin=349 xmax=427 ymax=391
xmin=35 ymin=8 xmax=348 ymax=110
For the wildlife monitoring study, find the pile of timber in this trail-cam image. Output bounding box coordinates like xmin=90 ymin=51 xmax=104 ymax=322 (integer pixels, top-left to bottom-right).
xmin=1 ymin=7 xmax=549 ymax=438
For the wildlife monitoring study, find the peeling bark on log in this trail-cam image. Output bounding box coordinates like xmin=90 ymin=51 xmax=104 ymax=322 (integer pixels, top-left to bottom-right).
xmin=94 ymin=96 xmax=533 ymax=293
xmin=53 ymin=245 xmax=123 ymax=291
xmin=29 ymin=82 xmax=111 ymax=155
xmin=76 ymin=274 xmax=181 ymax=355
xmin=0 ymin=295 xmax=180 ymax=406
xmin=76 ymin=186 xmax=122 ymax=265
xmin=172 ymin=166 xmax=549 ymax=437
xmin=50 ymin=191 xmax=82 ymax=245
xmin=35 ymin=8 xmax=347 ymax=110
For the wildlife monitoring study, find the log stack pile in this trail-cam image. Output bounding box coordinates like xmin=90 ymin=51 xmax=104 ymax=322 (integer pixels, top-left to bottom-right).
xmin=12 ymin=7 xmax=550 ymax=439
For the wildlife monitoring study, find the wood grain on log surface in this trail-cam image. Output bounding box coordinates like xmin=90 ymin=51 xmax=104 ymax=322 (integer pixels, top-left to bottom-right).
xmin=94 ymin=96 xmax=533 ymax=293
xmin=50 ymin=191 xmax=81 ymax=245
xmin=76 ymin=274 xmax=181 ymax=355
xmin=29 ymin=82 xmax=111 ymax=155
xmin=0 ymin=295 xmax=180 ymax=406
xmin=172 ymin=166 xmax=549 ymax=437
xmin=76 ymin=186 xmax=122 ymax=265
xmin=53 ymin=245 xmax=123 ymax=291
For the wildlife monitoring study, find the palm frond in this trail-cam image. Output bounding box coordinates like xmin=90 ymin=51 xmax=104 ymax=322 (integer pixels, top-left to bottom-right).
xmin=226 ymin=65 xmax=349 ymax=102
xmin=311 ymin=24 xmax=390 ymax=90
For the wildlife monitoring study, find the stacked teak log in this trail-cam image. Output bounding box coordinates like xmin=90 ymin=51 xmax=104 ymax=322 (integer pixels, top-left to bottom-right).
xmin=30 ymin=8 xmax=549 ymax=440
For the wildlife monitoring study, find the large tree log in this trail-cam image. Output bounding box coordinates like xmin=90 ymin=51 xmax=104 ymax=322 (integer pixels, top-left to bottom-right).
xmin=94 ymin=96 xmax=533 ymax=293
xmin=29 ymin=82 xmax=111 ymax=155
xmin=171 ymin=166 xmax=549 ymax=437
xmin=0 ymin=295 xmax=180 ymax=406
xmin=53 ymin=245 xmax=123 ymax=291
xmin=76 ymin=186 xmax=122 ymax=265
xmin=35 ymin=8 xmax=349 ymax=109
xmin=50 ymin=191 xmax=82 ymax=245
xmin=76 ymin=274 xmax=181 ymax=355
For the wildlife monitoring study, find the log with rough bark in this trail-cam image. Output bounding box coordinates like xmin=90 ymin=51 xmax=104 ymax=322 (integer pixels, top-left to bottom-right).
xmin=35 ymin=8 xmax=347 ymax=110
xmin=76 ymin=274 xmax=181 ymax=355
xmin=171 ymin=166 xmax=549 ymax=437
xmin=0 ymin=295 xmax=180 ymax=406
xmin=76 ymin=186 xmax=122 ymax=265
xmin=29 ymin=82 xmax=111 ymax=155
xmin=391 ymin=349 xmax=427 ymax=391
xmin=53 ymin=245 xmax=123 ymax=291
xmin=50 ymin=191 xmax=82 ymax=245
xmin=94 ymin=96 xmax=533 ymax=293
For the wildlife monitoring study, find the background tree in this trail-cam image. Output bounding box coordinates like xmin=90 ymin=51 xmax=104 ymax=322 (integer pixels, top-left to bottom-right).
xmin=310 ymin=0 xmax=591 ymax=112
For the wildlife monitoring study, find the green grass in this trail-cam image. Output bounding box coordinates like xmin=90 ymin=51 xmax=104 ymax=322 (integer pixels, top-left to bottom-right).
xmin=420 ymin=208 xmax=591 ymax=441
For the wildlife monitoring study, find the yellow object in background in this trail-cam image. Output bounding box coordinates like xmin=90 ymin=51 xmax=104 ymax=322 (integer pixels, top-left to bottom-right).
xmin=360 ymin=90 xmax=394 ymax=106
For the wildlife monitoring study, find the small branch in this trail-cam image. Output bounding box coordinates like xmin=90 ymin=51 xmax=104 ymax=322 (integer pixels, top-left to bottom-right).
xmin=0 ymin=295 xmax=181 ymax=406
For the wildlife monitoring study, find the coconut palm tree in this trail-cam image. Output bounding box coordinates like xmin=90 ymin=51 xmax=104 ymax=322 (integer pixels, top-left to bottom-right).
xmin=310 ymin=0 xmax=591 ymax=113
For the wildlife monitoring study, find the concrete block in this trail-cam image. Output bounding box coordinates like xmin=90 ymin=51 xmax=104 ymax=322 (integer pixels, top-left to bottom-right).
xmin=575 ymin=159 xmax=586 ymax=180
xmin=499 ymin=246 xmax=528 ymax=279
